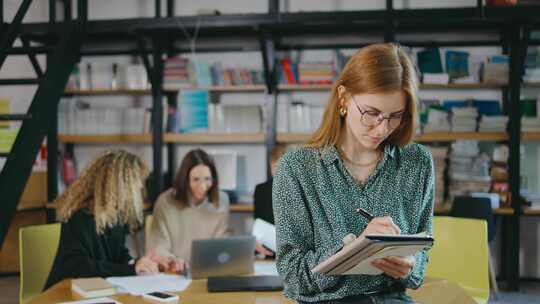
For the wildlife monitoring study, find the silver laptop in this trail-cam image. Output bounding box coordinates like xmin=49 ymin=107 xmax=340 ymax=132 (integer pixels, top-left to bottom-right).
xmin=189 ymin=235 xmax=256 ymax=279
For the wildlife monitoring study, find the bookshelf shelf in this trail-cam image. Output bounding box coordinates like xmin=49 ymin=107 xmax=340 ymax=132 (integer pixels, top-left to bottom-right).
xmin=276 ymin=83 xmax=506 ymax=92
xmin=58 ymin=134 xmax=152 ymax=144
xmin=164 ymin=133 xmax=266 ymax=144
xmin=59 ymin=133 xmax=266 ymax=144
xmin=276 ymin=133 xmax=310 ymax=143
xmin=278 ymin=84 xmax=333 ymax=91
xmin=230 ymin=204 xmax=254 ymax=213
xmin=415 ymin=132 xmax=508 ymax=142
xmin=523 ymin=82 xmax=540 ymax=88
xmin=435 ymin=206 xmax=514 ymax=215
xmin=163 ymin=85 xmax=266 ymax=93
xmin=522 ymin=132 xmax=540 ymax=141
xmin=63 ymin=89 xmax=153 ymax=96
xmin=64 ymin=85 xmax=267 ymax=96
xmin=523 ymin=208 xmax=540 ymax=216
xmin=276 ymin=132 xmax=509 ymax=143
xmin=419 ymin=83 xmax=506 ymax=89
xmin=46 ymin=201 xmax=252 ymax=213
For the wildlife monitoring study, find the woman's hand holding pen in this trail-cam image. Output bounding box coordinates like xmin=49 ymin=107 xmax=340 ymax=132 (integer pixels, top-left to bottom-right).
xmin=355 ymin=210 xmax=414 ymax=279
xmin=359 ymin=216 xmax=401 ymax=237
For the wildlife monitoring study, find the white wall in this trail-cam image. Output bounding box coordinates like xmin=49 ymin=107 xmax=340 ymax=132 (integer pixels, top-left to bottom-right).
xmin=3 ymin=0 xmax=540 ymax=275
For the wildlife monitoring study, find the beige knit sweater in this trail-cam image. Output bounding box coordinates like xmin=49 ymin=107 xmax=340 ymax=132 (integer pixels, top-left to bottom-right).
xmin=148 ymin=188 xmax=230 ymax=262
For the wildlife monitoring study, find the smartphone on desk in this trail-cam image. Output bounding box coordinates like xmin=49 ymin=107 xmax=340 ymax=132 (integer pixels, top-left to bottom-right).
xmin=142 ymin=291 xmax=179 ymax=303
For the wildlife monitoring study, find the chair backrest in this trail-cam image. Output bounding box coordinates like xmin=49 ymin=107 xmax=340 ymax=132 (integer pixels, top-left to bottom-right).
xmin=19 ymin=223 xmax=61 ymax=304
xmin=145 ymin=214 xmax=153 ymax=253
xmin=451 ymin=196 xmax=495 ymax=242
xmin=426 ymin=216 xmax=489 ymax=304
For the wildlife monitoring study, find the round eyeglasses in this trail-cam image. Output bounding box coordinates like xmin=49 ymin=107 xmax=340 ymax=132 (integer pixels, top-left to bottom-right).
xmin=352 ymin=100 xmax=405 ymax=129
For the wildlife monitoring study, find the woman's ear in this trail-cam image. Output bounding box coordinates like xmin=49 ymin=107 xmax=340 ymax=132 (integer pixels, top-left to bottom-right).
xmin=337 ymin=85 xmax=346 ymax=98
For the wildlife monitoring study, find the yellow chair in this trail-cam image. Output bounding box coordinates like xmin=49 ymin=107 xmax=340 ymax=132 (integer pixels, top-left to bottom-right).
xmin=426 ymin=216 xmax=490 ymax=304
xmin=145 ymin=214 xmax=154 ymax=253
xmin=19 ymin=223 xmax=61 ymax=304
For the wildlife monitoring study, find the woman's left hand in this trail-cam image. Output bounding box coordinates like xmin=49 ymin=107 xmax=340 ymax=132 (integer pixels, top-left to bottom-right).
xmin=371 ymin=256 xmax=415 ymax=279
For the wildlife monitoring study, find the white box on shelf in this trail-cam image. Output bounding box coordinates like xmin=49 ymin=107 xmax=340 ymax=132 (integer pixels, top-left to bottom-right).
xmin=124 ymin=64 xmax=149 ymax=89
xmin=208 ymin=150 xmax=237 ymax=191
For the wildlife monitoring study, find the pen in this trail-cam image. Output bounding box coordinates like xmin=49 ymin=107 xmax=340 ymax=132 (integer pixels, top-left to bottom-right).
xmin=355 ymin=207 xmax=374 ymax=222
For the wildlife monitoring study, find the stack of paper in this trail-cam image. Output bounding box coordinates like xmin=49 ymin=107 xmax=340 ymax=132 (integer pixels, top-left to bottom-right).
xmin=423 ymin=109 xmax=450 ymax=133
xmin=522 ymin=117 xmax=540 ymax=132
xmin=479 ymin=115 xmax=508 ymax=132
xmin=428 ymin=146 xmax=449 ymax=207
xmin=450 ymin=107 xmax=477 ymax=132
xmin=448 ymin=141 xmax=491 ymax=200
xmin=106 ymin=274 xmax=191 ymax=296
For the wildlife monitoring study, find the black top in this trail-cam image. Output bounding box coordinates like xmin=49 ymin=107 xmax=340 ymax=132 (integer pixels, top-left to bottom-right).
xmin=253 ymin=178 xmax=274 ymax=225
xmin=44 ymin=210 xmax=136 ymax=290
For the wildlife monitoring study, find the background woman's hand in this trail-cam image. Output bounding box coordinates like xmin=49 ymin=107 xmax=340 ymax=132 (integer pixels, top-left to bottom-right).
xmin=135 ymin=255 xmax=159 ymax=275
xmin=255 ymin=241 xmax=274 ymax=257
xmin=359 ymin=216 xmax=401 ymax=237
xmin=372 ymin=256 xmax=415 ymax=279
xmin=166 ymin=258 xmax=187 ymax=274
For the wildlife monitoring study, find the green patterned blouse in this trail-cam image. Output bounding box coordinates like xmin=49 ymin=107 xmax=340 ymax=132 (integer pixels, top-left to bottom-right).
xmin=273 ymin=143 xmax=434 ymax=302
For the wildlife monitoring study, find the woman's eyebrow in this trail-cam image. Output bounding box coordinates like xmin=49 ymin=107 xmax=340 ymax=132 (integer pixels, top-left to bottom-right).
xmin=364 ymin=105 xmax=405 ymax=114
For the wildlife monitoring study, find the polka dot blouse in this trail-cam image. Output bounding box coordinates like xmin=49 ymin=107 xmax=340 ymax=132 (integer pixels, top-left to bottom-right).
xmin=273 ymin=143 xmax=435 ymax=302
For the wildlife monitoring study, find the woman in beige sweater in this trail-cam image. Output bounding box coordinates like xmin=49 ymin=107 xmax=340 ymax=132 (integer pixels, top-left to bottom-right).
xmin=148 ymin=149 xmax=230 ymax=273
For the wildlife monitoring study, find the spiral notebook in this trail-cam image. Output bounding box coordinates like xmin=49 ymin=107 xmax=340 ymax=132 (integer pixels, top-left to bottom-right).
xmin=311 ymin=232 xmax=434 ymax=276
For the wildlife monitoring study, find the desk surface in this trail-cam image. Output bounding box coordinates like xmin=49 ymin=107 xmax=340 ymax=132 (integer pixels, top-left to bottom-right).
xmin=29 ymin=279 xmax=295 ymax=304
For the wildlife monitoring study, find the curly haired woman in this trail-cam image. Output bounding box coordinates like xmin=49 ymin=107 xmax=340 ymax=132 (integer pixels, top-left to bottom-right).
xmin=44 ymin=150 xmax=169 ymax=290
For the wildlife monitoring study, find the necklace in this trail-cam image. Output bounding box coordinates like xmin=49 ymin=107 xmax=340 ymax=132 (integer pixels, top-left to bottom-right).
xmin=343 ymin=151 xmax=382 ymax=167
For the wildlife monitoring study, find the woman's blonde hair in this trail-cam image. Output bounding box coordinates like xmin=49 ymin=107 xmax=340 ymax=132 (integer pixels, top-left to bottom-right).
xmin=55 ymin=150 xmax=149 ymax=234
xmin=307 ymin=43 xmax=419 ymax=148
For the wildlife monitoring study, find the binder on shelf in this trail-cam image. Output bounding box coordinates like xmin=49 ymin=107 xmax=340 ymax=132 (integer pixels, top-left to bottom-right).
xmin=178 ymin=90 xmax=209 ymax=133
xmin=312 ymin=233 xmax=433 ymax=276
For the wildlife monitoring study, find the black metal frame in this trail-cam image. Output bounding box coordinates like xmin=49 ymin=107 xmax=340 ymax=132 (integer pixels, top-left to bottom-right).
xmin=1 ymin=0 xmax=539 ymax=290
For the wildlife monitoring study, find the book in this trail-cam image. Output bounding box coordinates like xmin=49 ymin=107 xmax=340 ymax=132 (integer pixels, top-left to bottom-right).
xmin=311 ymin=233 xmax=433 ymax=276
xmin=71 ymin=277 xmax=116 ymax=298
xmin=445 ymin=50 xmax=469 ymax=80
xmin=417 ymin=48 xmax=443 ymax=74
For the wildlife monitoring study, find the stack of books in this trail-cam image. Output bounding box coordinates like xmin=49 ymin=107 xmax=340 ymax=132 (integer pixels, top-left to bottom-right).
xmin=450 ymin=107 xmax=478 ymax=132
xmin=448 ymin=141 xmax=492 ymax=202
xmin=71 ymin=277 xmax=115 ymax=298
xmin=478 ymin=115 xmax=508 ymax=132
xmin=428 ymin=146 xmax=449 ymax=208
xmin=164 ymin=56 xmax=191 ymax=89
xmin=522 ymin=117 xmax=540 ymax=132
xmin=210 ymin=63 xmax=264 ymax=86
xmin=297 ymin=62 xmax=335 ymax=84
xmin=483 ymin=55 xmax=509 ymax=84
xmin=423 ymin=108 xmax=450 ymax=133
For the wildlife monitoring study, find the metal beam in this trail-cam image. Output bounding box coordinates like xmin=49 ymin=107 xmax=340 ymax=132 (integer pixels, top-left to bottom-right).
xmin=137 ymin=37 xmax=155 ymax=86
xmin=259 ymin=33 xmax=277 ymax=179
xmin=269 ymin=0 xmax=279 ymax=15
xmin=64 ymin=0 xmax=71 ymax=21
xmin=21 ymin=37 xmax=44 ymax=78
xmin=0 ymin=0 xmax=33 ymax=69
xmin=385 ymin=0 xmax=395 ymax=42
xmin=0 ymin=22 xmax=83 ymax=246
xmin=155 ymin=0 xmax=161 ymax=18
xmin=0 ymin=114 xmax=32 ymax=120
xmin=506 ymin=23 xmax=528 ymax=291
xmin=49 ymin=0 xmax=56 ymax=24
xmin=150 ymin=38 xmax=164 ymax=202
xmin=167 ymin=0 xmax=174 ymax=17
xmin=0 ymin=78 xmax=40 ymax=85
